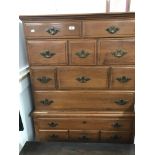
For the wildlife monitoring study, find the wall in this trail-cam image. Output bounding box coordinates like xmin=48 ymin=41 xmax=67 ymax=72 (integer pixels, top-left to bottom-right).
xmin=19 ymin=0 xmax=135 ymax=152
xmin=19 ymin=22 xmax=34 ymax=152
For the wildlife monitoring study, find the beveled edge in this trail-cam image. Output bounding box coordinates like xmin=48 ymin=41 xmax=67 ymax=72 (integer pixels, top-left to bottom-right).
xmin=19 ymin=12 xmax=135 ymax=21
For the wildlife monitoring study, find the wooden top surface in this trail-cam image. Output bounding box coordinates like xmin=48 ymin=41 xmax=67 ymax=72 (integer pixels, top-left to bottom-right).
xmin=20 ymin=141 xmax=135 ymax=155
xmin=19 ymin=12 xmax=135 ymax=21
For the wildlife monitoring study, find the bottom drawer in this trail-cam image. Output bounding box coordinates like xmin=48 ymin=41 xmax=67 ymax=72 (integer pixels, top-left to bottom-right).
xmin=38 ymin=130 xmax=68 ymax=141
xmin=69 ymin=130 xmax=99 ymax=142
xmin=100 ymin=131 xmax=133 ymax=143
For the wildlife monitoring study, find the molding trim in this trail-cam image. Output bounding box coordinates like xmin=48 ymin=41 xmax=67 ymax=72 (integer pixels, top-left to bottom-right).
xmin=19 ymin=66 xmax=30 ymax=81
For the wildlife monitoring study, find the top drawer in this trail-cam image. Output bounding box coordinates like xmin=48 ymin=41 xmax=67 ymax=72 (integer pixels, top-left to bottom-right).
xmin=83 ymin=20 xmax=134 ymax=37
xmin=24 ymin=21 xmax=81 ymax=38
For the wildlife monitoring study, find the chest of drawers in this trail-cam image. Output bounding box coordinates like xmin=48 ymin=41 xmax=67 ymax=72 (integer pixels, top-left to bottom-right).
xmin=20 ymin=13 xmax=135 ymax=143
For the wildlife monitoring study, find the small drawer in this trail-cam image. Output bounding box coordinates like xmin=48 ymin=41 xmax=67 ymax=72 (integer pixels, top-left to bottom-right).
xmin=69 ymin=130 xmax=99 ymax=142
xmin=100 ymin=131 xmax=133 ymax=143
xmin=83 ymin=19 xmax=134 ymax=37
xmin=69 ymin=40 xmax=96 ymax=65
xmin=57 ymin=67 xmax=109 ymax=89
xmin=30 ymin=67 xmax=56 ymax=90
xmin=98 ymin=39 xmax=135 ymax=65
xmin=110 ymin=67 xmax=135 ymax=90
xmin=27 ymin=40 xmax=68 ymax=65
xmin=34 ymin=91 xmax=134 ymax=111
xmin=24 ymin=21 xmax=81 ymax=38
xmin=36 ymin=118 xmax=134 ymax=131
xmin=37 ymin=130 xmax=68 ymax=141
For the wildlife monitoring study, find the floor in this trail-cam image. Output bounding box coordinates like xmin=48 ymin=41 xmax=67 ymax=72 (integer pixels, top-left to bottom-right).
xmin=20 ymin=141 xmax=135 ymax=155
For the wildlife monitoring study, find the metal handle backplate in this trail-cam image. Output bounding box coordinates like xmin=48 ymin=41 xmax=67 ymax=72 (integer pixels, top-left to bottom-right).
xmin=76 ymin=76 xmax=91 ymax=83
xmin=116 ymin=76 xmax=131 ymax=83
xmin=37 ymin=76 xmax=52 ymax=83
xmin=40 ymin=51 xmax=55 ymax=58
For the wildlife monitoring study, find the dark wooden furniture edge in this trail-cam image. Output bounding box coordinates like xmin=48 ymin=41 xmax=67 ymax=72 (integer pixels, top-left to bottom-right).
xmin=19 ymin=12 xmax=135 ymax=21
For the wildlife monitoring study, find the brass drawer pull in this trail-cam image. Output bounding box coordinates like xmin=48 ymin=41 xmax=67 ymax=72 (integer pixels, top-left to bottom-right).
xmin=37 ymin=76 xmax=52 ymax=83
xmin=75 ymin=50 xmax=90 ymax=58
xmin=111 ymin=134 xmax=121 ymax=140
xmin=112 ymin=122 xmax=122 ymax=128
xmin=112 ymin=49 xmax=127 ymax=58
xmin=46 ymin=27 xmax=59 ymax=35
xmin=106 ymin=26 xmax=119 ymax=34
xmin=40 ymin=50 xmax=56 ymax=58
xmin=48 ymin=122 xmax=58 ymax=128
xmin=49 ymin=134 xmax=59 ymax=139
xmin=116 ymin=76 xmax=131 ymax=83
xmin=40 ymin=99 xmax=53 ymax=105
xmin=114 ymin=99 xmax=128 ymax=105
xmin=76 ymin=76 xmax=90 ymax=83
xmin=78 ymin=135 xmax=89 ymax=141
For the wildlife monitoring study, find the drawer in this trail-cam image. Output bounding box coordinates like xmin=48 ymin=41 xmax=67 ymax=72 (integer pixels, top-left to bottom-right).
xmin=98 ymin=39 xmax=135 ymax=65
xmin=69 ymin=130 xmax=99 ymax=142
xmin=30 ymin=68 xmax=56 ymax=90
xmin=36 ymin=118 xmax=134 ymax=131
xmin=37 ymin=130 xmax=68 ymax=141
xmin=110 ymin=67 xmax=135 ymax=90
xmin=100 ymin=131 xmax=133 ymax=143
xmin=24 ymin=21 xmax=81 ymax=38
xmin=34 ymin=91 xmax=134 ymax=111
xmin=69 ymin=40 xmax=96 ymax=65
xmin=83 ymin=19 xmax=134 ymax=37
xmin=57 ymin=67 xmax=109 ymax=89
xmin=27 ymin=40 xmax=67 ymax=65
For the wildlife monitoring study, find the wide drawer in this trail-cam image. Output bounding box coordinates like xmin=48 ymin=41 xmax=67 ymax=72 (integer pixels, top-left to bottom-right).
xmin=83 ymin=19 xmax=134 ymax=37
xmin=110 ymin=67 xmax=135 ymax=90
xmin=57 ymin=67 xmax=109 ymax=89
xmin=100 ymin=131 xmax=133 ymax=143
xmin=69 ymin=40 xmax=96 ymax=65
xmin=34 ymin=91 xmax=134 ymax=111
xmin=30 ymin=67 xmax=56 ymax=90
xmin=35 ymin=118 xmax=134 ymax=131
xmin=98 ymin=39 xmax=135 ymax=65
xmin=69 ymin=130 xmax=99 ymax=142
xmin=24 ymin=21 xmax=81 ymax=38
xmin=37 ymin=130 xmax=68 ymax=141
xmin=27 ymin=40 xmax=68 ymax=65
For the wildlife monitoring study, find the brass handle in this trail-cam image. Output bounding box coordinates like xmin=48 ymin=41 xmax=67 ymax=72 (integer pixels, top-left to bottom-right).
xmin=37 ymin=76 xmax=52 ymax=83
xmin=106 ymin=26 xmax=119 ymax=34
xmin=78 ymin=135 xmax=89 ymax=141
xmin=40 ymin=51 xmax=56 ymax=58
xmin=112 ymin=49 xmax=127 ymax=58
xmin=116 ymin=76 xmax=131 ymax=83
xmin=46 ymin=27 xmax=59 ymax=35
xmin=114 ymin=99 xmax=128 ymax=105
xmin=40 ymin=99 xmax=53 ymax=105
xmin=76 ymin=76 xmax=91 ymax=83
xmin=112 ymin=122 xmax=122 ymax=128
xmin=48 ymin=122 xmax=58 ymax=128
xmin=49 ymin=134 xmax=59 ymax=139
xmin=111 ymin=134 xmax=121 ymax=140
xmin=75 ymin=50 xmax=90 ymax=58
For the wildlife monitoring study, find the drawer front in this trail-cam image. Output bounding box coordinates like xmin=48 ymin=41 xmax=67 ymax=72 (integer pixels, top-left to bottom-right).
xmin=69 ymin=40 xmax=96 ymax=65
xmin=100 ymin=131 xmax=133 ymax=143
xmin=37 ymin=130 xmax=68 ymax=141
xmin=69 ymin=130 xmax=99 ymax=142
xmin=24 ymin=21 xmax=81 ymax=38
xmin=110 ymin=67 xmax=135 ymax=90
xmin=83 ymin=20 xmax=134 ymax=37
xmin=27 ymin=40 xmax=67 ymax=65
xmin=57 ymin=67 xmax=109 ymax=89
xmin=34 ymin=91 xmax=134 ymax=111
xmin=36 ymin=118 xmax=133 ymax=131
xmin=31 ymin=68 xmax=56 ymax=90
xmin=98 ymin=39 xmax=135 ymax=65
